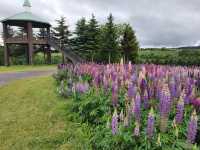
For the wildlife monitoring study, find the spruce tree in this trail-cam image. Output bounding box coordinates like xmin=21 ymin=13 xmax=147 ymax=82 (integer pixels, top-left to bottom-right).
xmin=53 ymin=16 xmax=70 ymax=63
xmin=72 ymin=17 xmax=89 ymax=59
xmin=121 ymin=24 xmax=139 ymax=63
xmin=87 ymin=14 xmax=100 ymax=61
xmin=37 ymin=28 xmax=46 ymax=38
xmin=100 ymin=14 xmax=120 ymax=63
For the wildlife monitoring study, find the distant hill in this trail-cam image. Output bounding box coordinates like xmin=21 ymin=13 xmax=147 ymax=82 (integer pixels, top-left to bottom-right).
xmin=177 ymin=46 xmax=200 ymax=50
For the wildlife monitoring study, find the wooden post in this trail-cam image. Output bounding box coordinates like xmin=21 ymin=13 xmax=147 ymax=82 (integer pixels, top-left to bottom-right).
xmin=3 ymin=23 xmax=9 ymax=66
xmin=27 ymin=22 xmax=33 ymax=65
xmin=47 ymin=27 xmax=51 ymax=64
xmin=47 ymin=46 xmax=51 ymax=64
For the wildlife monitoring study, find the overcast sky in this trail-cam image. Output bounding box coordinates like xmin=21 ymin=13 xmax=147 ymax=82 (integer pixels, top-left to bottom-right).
xmin=0 ymin=0 xmax=200 ymax=47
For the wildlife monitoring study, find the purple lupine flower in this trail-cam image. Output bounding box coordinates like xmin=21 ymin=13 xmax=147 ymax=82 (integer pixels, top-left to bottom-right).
xmin=112 ymin=109 xmax=118 ymax=135
xmin=160 ymin=84 xmax=171 ymax=132
xmin=140 ymin=78 xmax=147 ymax=96
xmin=75 ymin=82 xmax=89 ymax=94
xmin=147 ymin=108 xmax=155 ymax=139
xmin=191 ymin=97 xmax=200 ymax=113
xmin=175 ymin=95 xmax=184 ymax=124
xmin=112 ymin=81 xmax=118 ymax=107
xmin=134 ymin=122 xmax=140 ymax=136
xmin=127 ymin=82 xmax=134 ymax=99
xmin=131 ymin=98 xmax=135 ymax=114
xmin=134 ymin=92 xmax=141 ymax=122
xmin=143 ymin=89 xmax=149 ymax=109
xmin=127 ymin=82 xmax=137 ymax=99
xmin=184 ymin=78 xmax=193 ymax=99
xmin=147 ymin=83 xmax=154 ymax=100
xmin=169 ymin=77 xmax=176 ymax=98
xmin=130 ymin=73 xmax=138 ymax=84
xmin=187 ymin=110 xmax=198 ymax=144
xmin=103 ymin=75 xmax=109 ymax=91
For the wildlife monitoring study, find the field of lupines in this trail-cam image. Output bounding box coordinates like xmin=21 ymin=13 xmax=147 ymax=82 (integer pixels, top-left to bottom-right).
xmin=54 ymin=61 xmax=200 ymax=150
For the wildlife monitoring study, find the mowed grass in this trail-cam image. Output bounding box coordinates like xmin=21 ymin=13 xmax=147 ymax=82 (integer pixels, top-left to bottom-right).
xmin=0 ymin=65 xmax=56 ymax=73
xmin=0 ymin=76 xmax=90 ymax=150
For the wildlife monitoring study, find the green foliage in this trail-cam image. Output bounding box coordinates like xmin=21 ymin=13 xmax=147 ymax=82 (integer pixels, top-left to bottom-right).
xmin=71 ymin=88 xmax=111 ymax=125
xmin=53 ymin=69 xmax=71 ymax=84
xmin=33 ymin=52 xmax=62 ymax=65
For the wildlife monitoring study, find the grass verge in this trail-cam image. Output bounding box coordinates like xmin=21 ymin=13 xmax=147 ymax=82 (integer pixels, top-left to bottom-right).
xmin=0 ymin=76 xmax=90 ymax=150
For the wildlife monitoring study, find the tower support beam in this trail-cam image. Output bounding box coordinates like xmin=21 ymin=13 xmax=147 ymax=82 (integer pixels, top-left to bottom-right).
xmin=3 ymin=23 xmax=9 ymax=66
xmin=27 ymin=22 xmax=33 ymax=65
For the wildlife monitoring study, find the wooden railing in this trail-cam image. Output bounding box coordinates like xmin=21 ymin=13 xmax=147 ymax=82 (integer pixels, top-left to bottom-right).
xmin=5 ymin=37 xmax=48 ymax=45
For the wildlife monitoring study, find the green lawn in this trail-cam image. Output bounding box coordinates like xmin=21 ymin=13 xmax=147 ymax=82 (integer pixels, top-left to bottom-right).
xmin=0 ymin=76 xmax=90 ymax=150
xmin=0 ymin=65 xmax=57 ymax=73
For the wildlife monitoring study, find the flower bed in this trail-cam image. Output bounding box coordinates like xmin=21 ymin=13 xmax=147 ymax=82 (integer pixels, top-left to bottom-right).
xmin=54 ymin=63 xmax=200 ymax=150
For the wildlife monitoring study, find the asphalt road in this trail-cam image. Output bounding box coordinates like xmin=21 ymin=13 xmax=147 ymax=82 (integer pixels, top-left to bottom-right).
xmin=0 ymin=70 xmax=56 ymax=86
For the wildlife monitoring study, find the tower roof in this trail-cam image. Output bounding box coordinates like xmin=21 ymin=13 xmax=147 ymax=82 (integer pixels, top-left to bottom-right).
xmin=1 ymin=0 xmax=51 ymax=26
xmin=23 ymin=0 xmax=31 ymax=8
xmin=1 ymin=11 xmax=50 ymax=26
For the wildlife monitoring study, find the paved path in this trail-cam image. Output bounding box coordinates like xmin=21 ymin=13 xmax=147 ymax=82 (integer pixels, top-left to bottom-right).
xmin=0 ymin=69 xmax=56 ymax=86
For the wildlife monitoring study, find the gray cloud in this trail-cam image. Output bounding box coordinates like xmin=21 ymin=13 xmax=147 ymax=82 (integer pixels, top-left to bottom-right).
xmin=0 ymin=0 xmax=200 ymax=47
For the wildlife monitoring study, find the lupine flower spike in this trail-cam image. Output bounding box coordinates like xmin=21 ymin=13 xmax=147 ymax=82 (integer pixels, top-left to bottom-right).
xmin=119 ymin=109 xmax=124 ymax=122
xmin=143 ymin=89 xmax=149 ymax=109
xmin=175 ymin=95 xmax=185 ymax=124
xmin=187 ymin=110 xmax=198 ymax=144
xmin=147 ymin=108 xmax=155 ymax=139
xmin=160 ymin=84 xmax=171 ymax=132
xmin=134 ymin=92 xmax=141 ymax=122
xmin=112 ymin=109 xmax=118 ymax=135
xmin=134 ymin=122 xmax=140 ymax=136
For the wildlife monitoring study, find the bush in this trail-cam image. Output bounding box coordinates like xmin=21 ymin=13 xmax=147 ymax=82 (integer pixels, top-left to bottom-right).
xmin=54 ymin=64 xmax=200 ymax=150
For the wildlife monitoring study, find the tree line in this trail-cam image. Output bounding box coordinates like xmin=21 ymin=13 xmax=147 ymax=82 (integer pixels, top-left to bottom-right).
xmin=52 ymin=14 xmax=139 ymax=63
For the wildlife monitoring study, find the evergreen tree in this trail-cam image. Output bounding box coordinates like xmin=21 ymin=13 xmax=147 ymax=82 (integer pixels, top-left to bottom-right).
xmin=100 ymin=14 xmax=120 ymax=63
xmin=72 ymin=17 xmax=89 ymax=59
xmin=87 ymin=14 xmax=100 ymax=61
xmin=7 ymin=26 xmax=14 ymax=38
xmin=37 ymin=28 xmax=46 ymax=38
xmin=121 ymin=24 xmax=139 ymax=63
xmin=16 ymin=27 xmax=26 ymax=38
xmin=53 ymin=16 xmax=70 ymax=62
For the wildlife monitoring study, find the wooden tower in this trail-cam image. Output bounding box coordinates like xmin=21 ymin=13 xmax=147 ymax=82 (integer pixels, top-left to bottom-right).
xmin=1 ymin=0 xmax=51 ymax=65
